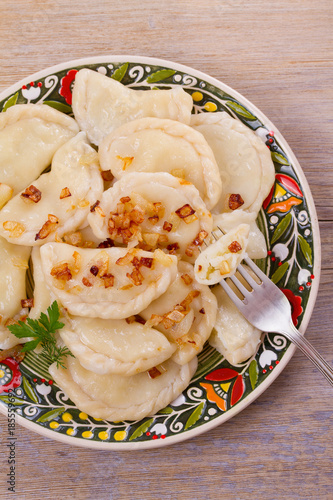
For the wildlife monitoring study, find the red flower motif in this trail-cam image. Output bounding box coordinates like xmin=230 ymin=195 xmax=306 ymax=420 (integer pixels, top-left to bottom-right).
xmin=0 ymin=358 xmax=22 ymax=394
xmin=59 ymin=69 xmax=78 ymax=105
xmin=281 ymin=289 xmax=303 ymax=326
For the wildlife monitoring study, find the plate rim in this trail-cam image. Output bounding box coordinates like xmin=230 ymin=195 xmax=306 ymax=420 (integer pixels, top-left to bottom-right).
xmin=0 ymin=55 xmax=321 ymax=450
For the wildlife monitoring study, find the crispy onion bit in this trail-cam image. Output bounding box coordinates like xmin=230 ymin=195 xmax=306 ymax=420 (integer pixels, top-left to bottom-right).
xmin=21 ymin=298 xmax=34 ymax=308
xmin=101 ymin=170 xmax=114 ymax=182
xmin=199 ymin=308 xmax=205 ymax=314
xmin=120 ymin=196 xmax=131 ymax=204
xmin=72 ymin=251 xmax=82 ymax=275
xmin=50 ymin=262 xmax=72 ymax=281
xmin=148 ymin=367 xmax=162 ymax=379
xmin=82 ymin=277 xmax=93 ymax=287
xmin=64 ymin=231 xmax=83 ymax=247
xmin=167 ymin=242 xmax=179 ymax=254
xmin=193 ymin=230 xmax=208 ymax=246
xmin=148 ymin=215 xmax=159 ymax=225
xmin=35 ymin=214 xmax=59 ymax=241
xmin=60 ymin=187 xmax=71 ymax=199
xmin=229 ymin=193 xmax=244 ymax=210
xmin=0 ymin=344 xmax=25 ymax=363
xmin=142 ymin=232 xmax=159 ymax=248
xmin=180 ymin=290 xmax=200 ymax=310
xmin=126 ymin=268 xmax=144 ymax=286
xmin=126 ymin=315 xmax=146 ymax=325
xmin=101 ymin=273 xmax=114 ymax=288
xmin=175 ymin=204 xmax=197 ymax=224
xmin=3 ymin=221 xmax=25 ymax=238
xmin=228 ymin=241 xmax=242 ymax=253
xmin=90 ymin=265 xmax=99 ymax=276
xmin=180 ymin=274 xmax=193 ymax=285
xmin=116 ymin=155 xmax=134 ymax=170
xmin=116 ymin=252 xmax=134 ymax=266
xmin=163 ymin=221 xmax=173 ymax=232
xmin=140 ymin=257 xmax=153 ymax=268
xmin=219 ymin=261 xmax=231 ymax=275
xmin=98 ymin=238 xmax=114 ymax=248
xmin=108 ymin=200 xmax=144 ymax=244
xmin=21 ymin=185 xmax=42 ymax=203
xmin=90 ymin=200 xmax=100 ymax=213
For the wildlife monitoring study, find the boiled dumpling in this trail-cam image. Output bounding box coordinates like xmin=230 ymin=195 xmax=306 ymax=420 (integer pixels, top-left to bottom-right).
xmin=0 ymin=104 xmax=79 ymax=195
xmin=49 ymin=355 xmax=197 ymax=421
xmin=98 ymin=117 xmax=222 ymax=210
xmin=191 ymin=112 xmax=275 ymax=214
xmin=87 ymin=172 xmax=213 ymax=262
xmin=40 ymin=243 xmax=178 ymax=319
xmin=0 ymin=132 xmax=103 ymax=246
xmin=213 ymin=210 xmax=267 ymax=259
xmin=209 ymin=283 xmax=262 ymax=364
xmin=194 ymin=224 xmax=250 ymax=285
xmin=0 ymin=236 xmax=31 ymax=348
xmin=29 ymin=247 xmax=54 ymax=319
xmin=141 ymin=262 xmax=217 ymax=365
xmin=59 ymin=315 xmax=176 ymax=376
xmin=72 ymin=68 xmax=193 ymax=145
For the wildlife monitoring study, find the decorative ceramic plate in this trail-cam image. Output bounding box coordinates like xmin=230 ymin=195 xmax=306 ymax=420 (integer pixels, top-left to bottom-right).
xmin=0 ymin=56 xmax=320 ymax=449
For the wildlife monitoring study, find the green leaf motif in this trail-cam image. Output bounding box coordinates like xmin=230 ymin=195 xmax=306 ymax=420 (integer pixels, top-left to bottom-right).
xmin=157 ymin=407 xmax=173 ymax=414
xmin=271 ymin=213 xmax=292 ymax=244
xmin=129 ymin=418 xmax=154 ymax=441
xmin=0 ymin=395 xmax=26 ymax=406
xmin=185 ymin=402 xmax=205 ymax=430
xmin=111 ymin=63 xmax=129 ymax=82
xmin=271 ymin=151 xmax=289 ymax=166
xmin=225 ymin=101 xmax=256 ymax=120
xmin=43 ymin=101 xmax=72 ymax=114
xmin=2 ymin=92 xmax=19 ymax=112
xmin=22 ymin=376 xmax=38 ymax=404
xmin=271 ymin=261 xmax=289 ymax=284
xmin=298 ymin=235 xmax=313 ymax=266
xmin=37 ymin=407 xmax=65 ymax=423
xmin=147 ymin=69 xmax=176 ymax=84
xmin=249 ymin=360 xmax=258 ymax=390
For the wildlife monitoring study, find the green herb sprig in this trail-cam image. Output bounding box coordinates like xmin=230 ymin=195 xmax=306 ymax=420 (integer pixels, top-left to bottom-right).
xmin=6 ymin=301 xmax=73 ymax=369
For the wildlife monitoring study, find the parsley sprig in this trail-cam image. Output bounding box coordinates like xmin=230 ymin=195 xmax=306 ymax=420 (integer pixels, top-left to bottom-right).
xmin=6 ymin=301 xmax=73 ymax=369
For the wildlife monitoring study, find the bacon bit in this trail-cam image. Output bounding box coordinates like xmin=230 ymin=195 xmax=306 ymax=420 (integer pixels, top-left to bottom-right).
xmin=199 ymin=308 xmax=205 ymax=314
xmin=148 ymin=215 xmax=159 ymax=225
xmin=228 ymin=241 xmax=242 ymax=253
xmin=90 ymin=265 xmax=99 ymax=276
xmin=219 ymin=261 xmax=231 ymax=275
xmin=229 ymin=193 xmax=244 ymax=210
xmin=116 ymin=252 xmax=134 ymax=266
xmin=181 ymin=274 xmax=193 ymax=285
xmin=163 ymin=221 xmax=173 ymax=232
xmin=64 ymin=231 xmax=83 ymax=246
xmin=0 ymin=344 xmax=25 ymax=363
xmin=82 ymin=277 xmax=93 ymax=287
xmin=21 ymin=298 xmax=34 ymax=308
xmin=167 ymin=242 xmax=180 ymax=254
xmin=50 ymin=262 xmax=72 ymax=281
xmin=98 ymin=238 xmax=114 ymax=248
xmin=175 ymin=204 xmax=198 ymax=224
xmin=101 ymin=170 xmax=114 ymax=182
xmin=140 ymin=257 xmax=153 ymax=268
xmin=60 ymin=187 xmax=71 ymax=199
xmin=21 ymin=185 xmax=42 ymax=203
xmin=193 ymin=230 xmax=208 ymax=246
xmin=126 ymin=268 xmax=144 ymax=286
xmin=116 ymin=155 xmax=134 ymax=170
xmin=3 ymin=221 xmax=25 ymax=238
xmin=90 ymin=200 xmax=100 ymax=212
xmin=101 ymin=273 xmax=114 ymax=288
xmin=35 ymin=214 xmax=59 ymax=240
xmin=148 ymin=367 xmax=162 ymax=379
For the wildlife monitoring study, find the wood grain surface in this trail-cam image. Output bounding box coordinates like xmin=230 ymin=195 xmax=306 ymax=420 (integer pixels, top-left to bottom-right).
xmin=0 ymin=1 xmax=332 ymax=499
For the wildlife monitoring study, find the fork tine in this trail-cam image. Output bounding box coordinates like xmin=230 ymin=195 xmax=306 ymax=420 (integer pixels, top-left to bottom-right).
xmin=243 ymin=255 xmax=272 ymax=284
xmin=236 ymin=263 xmax=262 ymax=289
xmin=219 ymin=278 xmax=245 ymax=308
xmin=228 ymin=274 xmax=252 ymax=299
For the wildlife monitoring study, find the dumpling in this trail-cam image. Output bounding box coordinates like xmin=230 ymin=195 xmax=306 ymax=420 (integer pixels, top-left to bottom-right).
xmin=72 ymin=68 xmax=193 ymax=145
xmin=0 ymin=132 xmax=103 ymax=246
xmin=98 ymin=117 xmax=222 ymax=210
xmin=209 ymin=283 xmax=262 ymax=365
xmin=49 ymin=355 xmax=198 ymax=421
xmin=191 ymin=112 xmax=275 ymax=215
xmin=0 ymin=236 xmax=31 ymax=349
xmin=0 ymin=104 xmax=79 ymax=195
xmin=59 ymin=315 xmax=176 ymax=376
xmin=194 ymin=224 xmax=250 ymax=285
xmin=87 ymin=172 xmax=213 ymax=262
xmin=141 ymin=262 xmax=217 ymax=365
xmin=213 ymin=210 xmax=267 ymax=259
xmin=29 ymin=247 xmax=54 ymax=320
xmin=40 ymin=243 xmax=178 ymax=319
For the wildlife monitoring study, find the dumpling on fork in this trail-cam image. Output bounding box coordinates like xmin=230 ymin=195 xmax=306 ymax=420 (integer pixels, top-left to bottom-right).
xmin=98 ymin=117 xmax=222 ymax=210
xmin=72 ymin=68 xmax=193 ymax=145
xmin=0 ymin=104 xmax=79 ymax=196
xmin=0 ymin=132 xmax=103 ymax=246
xmin=194 ymin=224 xmax=250 ymax=285
xmin=87 ymin=172 xmax=213 ymax=262
xmin=39 ymin=243 xmax=178 ymax=319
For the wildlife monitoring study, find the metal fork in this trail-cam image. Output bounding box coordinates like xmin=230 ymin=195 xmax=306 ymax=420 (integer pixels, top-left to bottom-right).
xmin=211 ymin=229 xmax=333 ymax=386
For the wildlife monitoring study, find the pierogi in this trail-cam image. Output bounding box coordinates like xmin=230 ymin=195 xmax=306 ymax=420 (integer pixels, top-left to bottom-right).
xmin=72 ymin=69 xmax=193 ymax=145
xmin=98 ymin=117 xmax=222 ymax=210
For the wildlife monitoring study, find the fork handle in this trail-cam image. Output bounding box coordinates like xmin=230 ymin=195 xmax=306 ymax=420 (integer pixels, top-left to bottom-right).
xmin=282 ymin=324 xmax=333 ymax=386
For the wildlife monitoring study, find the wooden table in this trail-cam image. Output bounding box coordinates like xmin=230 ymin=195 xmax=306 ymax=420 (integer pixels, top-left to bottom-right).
xmin=0 ymin=1 xmax=332 ymax=498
